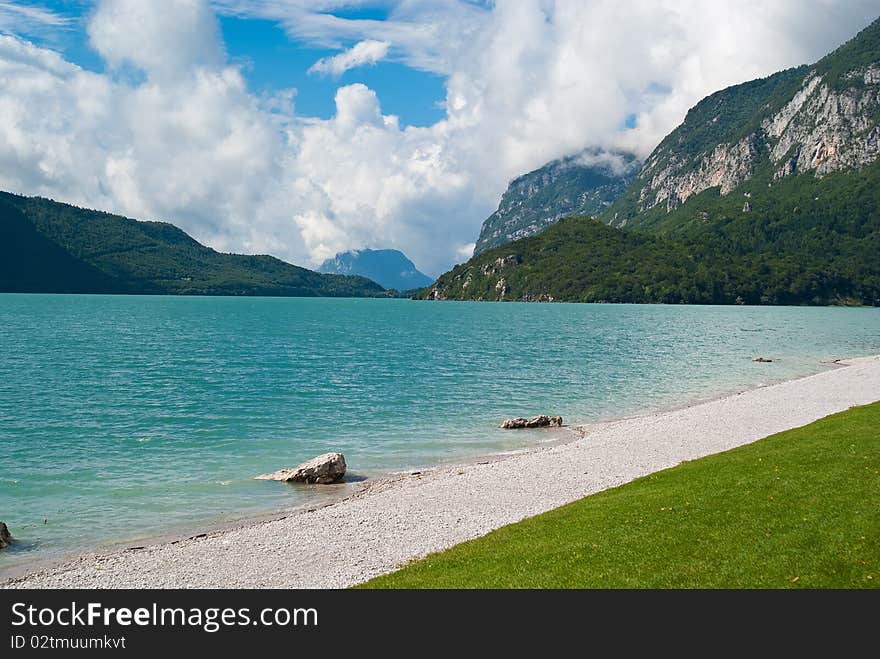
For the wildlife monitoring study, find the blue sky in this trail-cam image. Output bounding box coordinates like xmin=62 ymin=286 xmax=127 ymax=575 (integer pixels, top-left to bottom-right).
xmin=219 ymin=15 xmax=446 ymax=126
xmin=13 ymin=0 xmax=448 ymax=126
xmin=1 ymin=0 xmax=878 ymax=276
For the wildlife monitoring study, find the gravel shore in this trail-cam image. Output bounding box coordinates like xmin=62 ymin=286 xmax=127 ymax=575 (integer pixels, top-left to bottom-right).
xmin=5 ymin=355 xmax=880 ymax=589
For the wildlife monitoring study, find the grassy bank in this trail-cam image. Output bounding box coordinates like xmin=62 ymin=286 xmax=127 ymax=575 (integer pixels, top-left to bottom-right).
xmin=362 ymin=402 xmax=880 ymax=588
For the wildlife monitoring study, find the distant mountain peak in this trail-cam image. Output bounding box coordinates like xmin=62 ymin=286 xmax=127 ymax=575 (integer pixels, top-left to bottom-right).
xmin=318 ymin=248 xmax=433 ymax=291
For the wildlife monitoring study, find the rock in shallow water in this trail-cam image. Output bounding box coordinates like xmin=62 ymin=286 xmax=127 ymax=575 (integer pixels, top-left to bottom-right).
xmin=499 ymin=415 xmax=563 ymax=429
xmin=256 ymin=452 xmax=347 ymax=484
xmin=0 ymin=522 xmax=11 ymax=550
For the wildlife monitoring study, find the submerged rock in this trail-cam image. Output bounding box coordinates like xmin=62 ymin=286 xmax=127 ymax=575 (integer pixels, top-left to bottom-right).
xmin=256 ymin=452 xmax=347 ymax=484
xmin=752 ymin=357 xmax=774 ymax=363
xmin=0 ymin=522 xmax=11 ymax=550
xmin=499 ymin=415 xmax=563 ymax=429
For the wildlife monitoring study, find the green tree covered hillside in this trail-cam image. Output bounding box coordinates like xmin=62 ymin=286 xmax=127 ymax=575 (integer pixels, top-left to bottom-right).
xmin=426 ymin=17 xmax=880 ymax=306
xmin=0 ymin=192 xmax=385 ymax=297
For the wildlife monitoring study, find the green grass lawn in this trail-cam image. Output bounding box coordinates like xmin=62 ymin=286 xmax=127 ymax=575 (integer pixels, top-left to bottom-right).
xmin=362 ymin=402 xmax=880 ymax=588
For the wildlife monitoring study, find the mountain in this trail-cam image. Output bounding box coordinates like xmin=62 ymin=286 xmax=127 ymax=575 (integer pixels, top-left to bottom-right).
xmin=423 ymin=161 xmax=880 ymax=305
xmin=318 ymin=248 xmax=433 ymax=290
xmin=424 ymin=17 xmax=880 ymax=306
xmin=0 ymin=192 xmax=385 ymax=297
xmin=606 ymin=17 xmax=880 ymax=234
xmin=473 ymin=148 xmax=639 ymax=255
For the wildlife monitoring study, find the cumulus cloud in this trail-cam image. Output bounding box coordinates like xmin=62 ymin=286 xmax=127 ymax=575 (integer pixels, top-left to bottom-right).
xmin=1 ymin=0 xmax=880 ymax=277
xmin=308 ymin=39 xmax=390 ymax=76
xmin=0 ymin=3 xmax=284 ymax=256
xmin=88 ymin=0 xmax=223 ymax=79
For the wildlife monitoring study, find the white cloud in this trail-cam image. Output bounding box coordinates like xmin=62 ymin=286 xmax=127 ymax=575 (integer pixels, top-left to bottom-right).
xmin=1 ymin=0 xmax=880 ymax=277
xmin=308 ymin=39 xmax=390 ymax=76
xmin=455 ymin=242 xmax=475 ymax=260
xmin=89 ymin=0 xmax=223 ymax=80
xmin=0 ymin=9 xmax=284 ymax=256
xmin=0 ymin=0 xmax=72 ymax=48
xmin=0 ymin=1 xmax=70 ymax=31
xmin=214 ymin=0 xmax=489 ymax=74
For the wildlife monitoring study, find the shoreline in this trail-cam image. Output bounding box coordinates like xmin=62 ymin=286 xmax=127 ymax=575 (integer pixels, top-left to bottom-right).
xmin=4 ymin=354 xmax=880 ymax=589
xmin=0 ymin=427 xmax=580 ymax=583
xmin=0 ymin=367 xmax=789 ymax=582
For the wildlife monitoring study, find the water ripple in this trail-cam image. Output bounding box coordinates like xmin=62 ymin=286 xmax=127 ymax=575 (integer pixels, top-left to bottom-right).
xmin=1 ymin=295 xmax=878 ymax=565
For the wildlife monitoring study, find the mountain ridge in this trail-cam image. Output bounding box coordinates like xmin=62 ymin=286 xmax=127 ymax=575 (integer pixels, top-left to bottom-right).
xmin=0 ymin=191 xmax=385 ymax=297
xmin=605 ymin=17 xmax=880 ymax=232
xmin=473 ymin=148 xmax=639 ymax=255
xmin=424 ymin=16 xmax=880 ymax=306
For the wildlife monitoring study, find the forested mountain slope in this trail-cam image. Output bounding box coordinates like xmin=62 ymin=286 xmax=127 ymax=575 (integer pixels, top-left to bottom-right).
xmin=425 ymin=17 xmax=880 ymax=306
xmin=0 ymin=192 xmax=385 ymax=297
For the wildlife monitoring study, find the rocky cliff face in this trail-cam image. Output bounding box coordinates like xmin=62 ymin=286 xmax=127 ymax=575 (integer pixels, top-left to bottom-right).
xmin=637 ymin=134 xmax=760 ymax=215
xmin=766 ymin=67 xmax=880 ymax=179
xmin=473 ymin=148 xmax=639 ymax=254
xmin=610 ymin=18 xmax=880 ymax=229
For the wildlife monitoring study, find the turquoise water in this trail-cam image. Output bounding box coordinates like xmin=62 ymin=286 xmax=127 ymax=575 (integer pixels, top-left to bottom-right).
xmin=1 ymin=294 xmax=878 ymax=571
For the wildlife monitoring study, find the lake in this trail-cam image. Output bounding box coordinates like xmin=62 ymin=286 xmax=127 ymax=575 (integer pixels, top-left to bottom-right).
xmin=1 ymin=294 xmax=878 ymax=571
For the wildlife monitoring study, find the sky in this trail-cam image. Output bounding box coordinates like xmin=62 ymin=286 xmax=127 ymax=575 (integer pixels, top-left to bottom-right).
xmin=1 ymin=1 xmax=879 ymax=276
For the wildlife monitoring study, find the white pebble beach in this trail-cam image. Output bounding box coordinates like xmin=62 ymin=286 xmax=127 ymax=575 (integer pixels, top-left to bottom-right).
xmin=4 ymin=355 xmax=880 ymax=589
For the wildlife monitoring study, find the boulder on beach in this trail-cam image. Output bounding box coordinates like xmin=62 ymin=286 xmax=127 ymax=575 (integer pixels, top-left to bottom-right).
xmin=752 ymin=357 xmax=774 ymax=363
xmin=0 ymin=522 xmax=11 ymax=550
xmin=256 ymin=452 xmax=347 ymax=484
xmin=499 ymin=415 xmax=563 ymax=429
